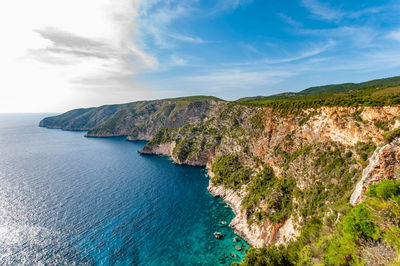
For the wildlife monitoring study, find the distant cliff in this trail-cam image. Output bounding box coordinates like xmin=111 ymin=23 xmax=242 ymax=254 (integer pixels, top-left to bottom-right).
xmin=39 ymin=96 xmax=224 ymax=139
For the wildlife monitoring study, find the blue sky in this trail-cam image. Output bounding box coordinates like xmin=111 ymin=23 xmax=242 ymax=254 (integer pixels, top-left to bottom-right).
xmin=1 ymin=0 xmax=400 ymax=112
xmin=136 ymin=0 xmax=400 ymax=99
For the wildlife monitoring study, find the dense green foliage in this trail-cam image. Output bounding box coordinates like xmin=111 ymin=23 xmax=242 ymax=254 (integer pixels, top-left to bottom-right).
xmin=211 ymin=154 xmax=252 ymax=189
xmin=242 ymin=166 xmax=296 ymax=224
xmin=301 ymin=75 xmax=400 ymax=94
xmin=242 ymin=87 xmax=400 ymax=113
xmin=236 ymin=75 xmax=400 ymax=103
xmin=239 ymin=179 xmax=400 ymax=265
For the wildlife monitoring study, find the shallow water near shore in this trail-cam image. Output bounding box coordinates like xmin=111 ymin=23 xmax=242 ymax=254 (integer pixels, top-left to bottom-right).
xmin=0 ymin=114 xmax=248 ymax=265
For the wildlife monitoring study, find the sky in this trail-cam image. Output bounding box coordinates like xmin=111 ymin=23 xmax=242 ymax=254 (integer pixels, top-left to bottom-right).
xmin=1 ymin=0 xmax=400 ymax=112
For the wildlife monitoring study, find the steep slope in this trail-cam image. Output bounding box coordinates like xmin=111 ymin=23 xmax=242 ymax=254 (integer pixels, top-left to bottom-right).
xmin=141 ymin=103 xmax=400 ymax=264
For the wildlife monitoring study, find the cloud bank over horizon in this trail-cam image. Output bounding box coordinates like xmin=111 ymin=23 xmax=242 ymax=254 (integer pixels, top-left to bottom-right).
xmin=1 ymin=0 xmax=400 ymax=112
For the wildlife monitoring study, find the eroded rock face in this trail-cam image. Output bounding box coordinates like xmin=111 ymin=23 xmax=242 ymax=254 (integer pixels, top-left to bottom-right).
xmin=141 ymin=104 xmax=400 ymax=248
xmin=139 ymin=142 xmax=176 ymax=157
xmin=40 ymin=99 xmax=400 ymax=249
xmin=350 ymin=138 xmax=400 ymax=205
xmin=208 ymin=182 xmax=300 ymax=248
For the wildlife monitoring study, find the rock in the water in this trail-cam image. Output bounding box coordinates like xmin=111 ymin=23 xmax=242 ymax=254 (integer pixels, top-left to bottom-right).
xmin=214 ymin=232 xmax=223 ymax=239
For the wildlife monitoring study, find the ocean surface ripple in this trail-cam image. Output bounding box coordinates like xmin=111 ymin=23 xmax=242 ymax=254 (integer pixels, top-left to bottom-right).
xmin=0 ymin=114 xmax=248 ymax=265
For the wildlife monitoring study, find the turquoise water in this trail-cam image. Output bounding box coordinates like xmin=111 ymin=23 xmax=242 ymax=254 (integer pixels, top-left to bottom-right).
xmin=0 ymin=114 xmax=248 ymax=265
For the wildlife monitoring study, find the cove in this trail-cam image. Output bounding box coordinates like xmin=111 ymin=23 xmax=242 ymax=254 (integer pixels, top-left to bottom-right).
xmin=0 ymin=114 xmax=248 ymax=265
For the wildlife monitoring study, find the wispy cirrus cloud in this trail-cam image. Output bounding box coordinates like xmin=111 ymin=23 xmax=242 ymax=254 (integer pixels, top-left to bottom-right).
xmin=301 ymin=0 xmax=388 ymax=22
xmin=301 ymin=0 xmax=344 ymax=21
xmin=278 ymin=13 xmax=303 ymax=27
xmin=229 ymin=40 xmax=335 ymax=66
xmin=167 ymin=33 xmax=211 ymax=44
xmin=298 ymin=26 xmax=378 ymax=48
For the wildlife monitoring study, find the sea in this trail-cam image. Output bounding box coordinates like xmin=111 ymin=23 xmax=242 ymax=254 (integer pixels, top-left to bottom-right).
xmin=0 ymin=114 xmax=248 ymax=265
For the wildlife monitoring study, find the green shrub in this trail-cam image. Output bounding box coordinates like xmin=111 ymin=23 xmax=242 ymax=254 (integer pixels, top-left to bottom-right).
xmin=242 ymin=166 xmax=295 ymax=223
xmin=239 ymin=246 xmax=293 ymax=266
xmin=210 ymin=154 xmax=252 ymax=189
xmin=343 ymin=204 xmax=377 ymax=240
xmin=384 ymin=128 xmax=400 ymax=143
xmin=324 ymin=234 xmax=360 ymax=265
xmin=367 ymin=179 xmax=400 ymax=201
xmin=374 ymin=120 xmax=389 ymax=131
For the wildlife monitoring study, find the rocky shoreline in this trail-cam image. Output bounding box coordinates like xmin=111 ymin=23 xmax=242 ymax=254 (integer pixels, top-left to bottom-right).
xmin=207 ymin=178 xmax=300 ymax=248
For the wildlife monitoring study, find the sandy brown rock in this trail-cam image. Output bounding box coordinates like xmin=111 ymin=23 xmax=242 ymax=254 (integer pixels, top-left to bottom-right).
xmin=350 ymin=138 xmax=400 ymax=205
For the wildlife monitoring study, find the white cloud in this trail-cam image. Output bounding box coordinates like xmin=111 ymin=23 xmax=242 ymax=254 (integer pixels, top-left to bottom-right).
xmin=298 ymin=26 xmax=377 ymax=48
xmin=0 ymin=0 xmax=156 ymax=113
xmin=169 ymin=55 xmax=188 ymax=66
xmin=387 ymin=29 xmax=400 ymax=42
xmin=278 ymin=13 xmax=303 ymax=27
xmin=168 ymin=33 xmax=210 ymax=44
xmin=301 ymin=0 xmax=344 ymax=21
xmin=229 ymin=40 xmax=335 ymax=66
xmin=301 ymin=0 xmax=389 ymax=23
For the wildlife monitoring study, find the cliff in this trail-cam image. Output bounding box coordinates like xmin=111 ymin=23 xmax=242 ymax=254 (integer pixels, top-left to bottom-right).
xmin=39 ymin=96 xmax=224 ymax=138
xmin=140 ymin=104 xmax=400 ymax=252
xmin=39 ymin=82 xmax=400 ymax=264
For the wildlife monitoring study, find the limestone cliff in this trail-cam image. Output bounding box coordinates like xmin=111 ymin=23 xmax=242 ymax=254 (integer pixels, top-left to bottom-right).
xmin=40 ymin=99 xmax=400 ymax=250
xmin=141 ymin=104 xmax=400 ymax=247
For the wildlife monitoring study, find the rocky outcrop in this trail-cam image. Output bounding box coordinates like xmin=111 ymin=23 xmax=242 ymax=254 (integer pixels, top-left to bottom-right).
xmin=139 ymin=142 xmax=176 ymax=157
xmin=350 ymin=138 xmax=400 ymax=205
xmin=208 ymin=182 xmax=300 ymax=248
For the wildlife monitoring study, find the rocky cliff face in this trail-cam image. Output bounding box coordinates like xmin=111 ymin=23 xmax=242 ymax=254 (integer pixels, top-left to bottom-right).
xmin=40 ymin=101 xmax=400 ymax=249
xmin=141 ymin=104 xmax=400 ymax=247
xmin=350 ymin=138 xmax=400 ymax=205
xmin=125 ymin=100 xmax=225 ymax=141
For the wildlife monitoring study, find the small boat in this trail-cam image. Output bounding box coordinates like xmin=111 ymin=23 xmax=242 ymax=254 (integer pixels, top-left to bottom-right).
xmin=233 ymin=237 xmax=239 ymax=242
xmin=235 ymin=245 xmax=242 ymax=251
xmin=220 ymin=221 xmax=227 ymax=225
xmin=230 ymin=253 xmax=237 ymax=257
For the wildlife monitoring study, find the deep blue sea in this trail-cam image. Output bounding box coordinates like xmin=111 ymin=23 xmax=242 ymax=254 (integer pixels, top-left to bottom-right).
xmin=0 ymin=114 xmax=248 ymax=265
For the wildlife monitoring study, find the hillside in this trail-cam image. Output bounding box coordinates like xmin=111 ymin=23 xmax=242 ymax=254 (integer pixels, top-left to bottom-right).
xmin=39 ymin=96 xmax=224 ymax=139
xmin=236 ymin=75 xmax=400 ymax=103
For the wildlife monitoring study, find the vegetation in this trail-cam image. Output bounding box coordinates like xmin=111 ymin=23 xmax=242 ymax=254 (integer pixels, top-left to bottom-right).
xmin=211 ymin=154 xmax=252 ymax=189
xmin=242 ymin=166 xmax=296 ymax=223
xmin=384 ymin=127 xmax=400 ymax=143
xmin=242 ymin=87 xmax=400 ymax=113
xmin=238 ymin=179 xmax=400 ymax=265
xmin=236 ymin=75 xmax=400 ymax=103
